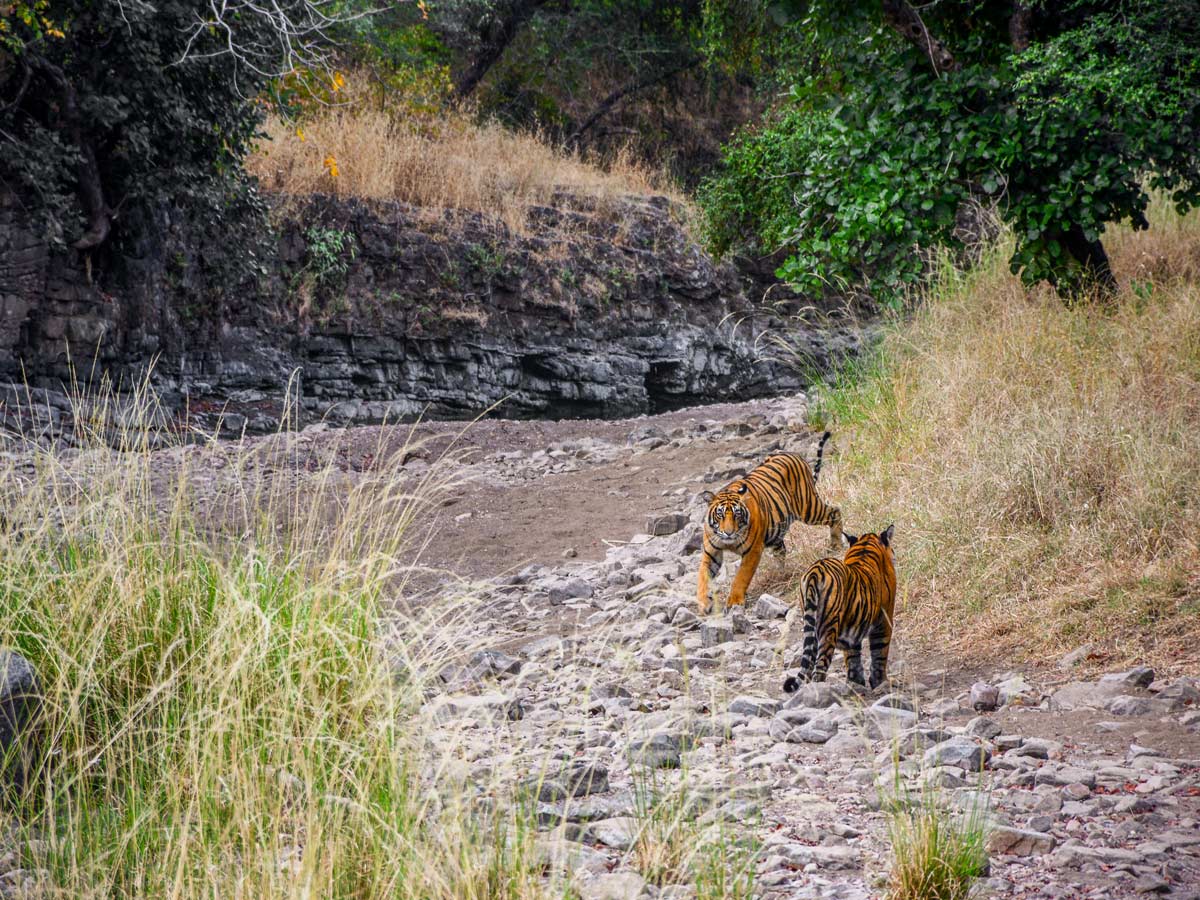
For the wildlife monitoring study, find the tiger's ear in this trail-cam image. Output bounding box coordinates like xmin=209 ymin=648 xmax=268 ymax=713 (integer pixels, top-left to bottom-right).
xmin=842 ymin=532 xmax=859 ymax=547
xmin=880 ymin=524 xmax=895 ymax=547
xmin=700 ymin=491 xmax=715 ymax=505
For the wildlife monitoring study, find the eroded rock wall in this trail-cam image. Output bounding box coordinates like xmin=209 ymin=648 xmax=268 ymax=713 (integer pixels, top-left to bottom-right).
xmin=0 ymin=191 xmax=863 ymax=437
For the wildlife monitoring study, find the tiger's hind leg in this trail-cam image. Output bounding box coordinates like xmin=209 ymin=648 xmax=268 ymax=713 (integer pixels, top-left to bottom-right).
xmin=767 ymin=536 xmax=786 ymax=562
xmin=867 ymin=613 xmax=893 ymax=689
xmin=808 ymin=615 xmax=841 ymax=683
xmin=839 ymin=635 xmax=867 ymax=687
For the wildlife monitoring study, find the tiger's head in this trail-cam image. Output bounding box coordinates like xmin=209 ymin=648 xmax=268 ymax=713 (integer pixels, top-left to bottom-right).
xmin=700 ymin=483 xmax=752 ymax=549
xmin=842 ymin=524 xmax=896 ymax=561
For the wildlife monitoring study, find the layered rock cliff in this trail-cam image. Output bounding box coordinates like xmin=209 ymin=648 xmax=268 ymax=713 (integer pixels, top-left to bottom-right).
xmin=0 ymin=190 xmax=864 ymax=438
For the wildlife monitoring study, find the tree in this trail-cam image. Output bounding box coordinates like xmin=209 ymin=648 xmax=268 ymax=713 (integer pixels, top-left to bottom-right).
xmin=699 ymin=0 xmax=1200 ymax=302
xmin=0 ymin=0 xmax=362 ymax=252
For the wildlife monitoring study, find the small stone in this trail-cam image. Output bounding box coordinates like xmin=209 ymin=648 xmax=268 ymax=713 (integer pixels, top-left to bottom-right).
xmin=1133 ymin=875 xmax=1171 ymax=894
xmin=1034 ymin=765 xmax=1096 ymax=789
xmin=987 ymin=825 xmax=1056 ymax=856
xmin=626 ymin=733 xmax=685 ymax=769
xmin=1157 ymin=678 xmax=1200 ymax=705
xmin=671 ymin=607 xmax=700 ymax=628
xmin=970 ymin=682 xmax=1000 ymax=712
xmin=538 ymin=840 xmax=611 ymax=878
xmin=729 ymin=695 xmax=781 ymax=718
xmin=783 ymin=683 xmax=841 ymax=709
xmin=1099 ymin=666 xmax=1156 ymax=689
xmin=1013 ymin=737 xmax=1062 ymax=760
xmin=1105 ymin=695 xmax=1154 ymax=716
xmin=424 ymin=692 xmax=523 ymax=723
xmin=965 ymin=716 xmax=1002 ymax=740
xmin=866 ymin=705 xmax=918 ymax=739
xmin=580 ymin=817 xmax=640 ymax=852
xmin=468 ymin=649 xmax=522 ymax=677
xmin=753 ymin=593 xmax=789 ymax=619
xmin=0 ymin=649 xmax=42 ymax=793
xmin=645 ymin=513 xmax=688 ymax=536
xmin=700 ymin=617 xmax=734 ymax=647
xmin=872 ymin=693 xmax=916 ymax=712
xmin=1058 ymin=643 xmax=1098 ymax=670
xmin=1061 ymin=782 xmax=1092 ymax=801
xmin=563 ymin=547 xmax=578 ymax=558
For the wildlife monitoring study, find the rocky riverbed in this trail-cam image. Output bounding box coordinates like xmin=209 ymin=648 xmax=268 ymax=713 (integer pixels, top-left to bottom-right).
xmin=382 ymin=394 xmax=1200 ymax=900
xmin=2 ymin=392 xmax=1197 ymax=898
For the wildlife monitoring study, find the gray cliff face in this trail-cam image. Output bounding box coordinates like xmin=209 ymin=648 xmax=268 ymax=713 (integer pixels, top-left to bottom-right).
xmin=0 ymin=191 xmax=864 ymax=437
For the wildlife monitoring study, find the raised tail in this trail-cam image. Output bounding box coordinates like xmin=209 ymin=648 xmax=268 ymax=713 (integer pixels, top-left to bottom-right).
xmin=812 ymin=431 xmax=832 ymax=481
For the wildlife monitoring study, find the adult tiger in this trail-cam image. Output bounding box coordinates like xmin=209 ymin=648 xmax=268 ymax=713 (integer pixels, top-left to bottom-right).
xmin=783 ymin=525 xmax=896 ymax=692
xmin=696 ymin=432 xmax=842 ymax=614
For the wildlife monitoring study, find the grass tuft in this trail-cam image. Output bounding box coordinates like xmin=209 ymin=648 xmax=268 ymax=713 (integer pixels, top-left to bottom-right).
xmin=885 ymin=791 xmax=990 ymax=900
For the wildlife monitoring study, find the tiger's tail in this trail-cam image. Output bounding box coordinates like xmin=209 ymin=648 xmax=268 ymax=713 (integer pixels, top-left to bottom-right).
xmin=813 ymin=431 xmax=832 ymax=481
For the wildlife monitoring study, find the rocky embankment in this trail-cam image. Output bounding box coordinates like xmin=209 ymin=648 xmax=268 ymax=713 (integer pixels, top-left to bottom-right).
xmin=0 ymin=190 xmax=865 ymax=440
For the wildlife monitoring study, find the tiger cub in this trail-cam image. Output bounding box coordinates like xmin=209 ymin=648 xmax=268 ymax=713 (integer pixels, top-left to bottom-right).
xmin=783 ymin=525 xmax=896 ymax=692
xmin=697 ymin=432 xmax=842 ymax=614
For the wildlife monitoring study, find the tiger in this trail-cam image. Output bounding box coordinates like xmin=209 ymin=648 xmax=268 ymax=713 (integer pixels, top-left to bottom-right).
xmin=782 ymin=524 xmax=897 ymax=692
xmin=696 ymin=431 xmax=842 ymax=615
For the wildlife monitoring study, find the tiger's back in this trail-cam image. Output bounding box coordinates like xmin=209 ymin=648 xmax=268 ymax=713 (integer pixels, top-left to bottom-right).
xmin=784 ymin=526 xmax=897 ymax=690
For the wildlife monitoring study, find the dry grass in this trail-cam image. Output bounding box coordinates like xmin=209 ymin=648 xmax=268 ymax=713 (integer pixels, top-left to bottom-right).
xmin=806 ymin=200 xmax=1200 ymax=673
xmin=0 ymin=385 xmax=568 ymax=899
xmin=247 ymin=76 xmax=683 ymax=234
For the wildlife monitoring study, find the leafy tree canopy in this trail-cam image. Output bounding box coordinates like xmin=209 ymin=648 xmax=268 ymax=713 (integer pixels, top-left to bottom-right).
xmin=698 ymin=0 xmax=1200 ymax=302
xmin=0 ymin=0 xmax=364 ymax=256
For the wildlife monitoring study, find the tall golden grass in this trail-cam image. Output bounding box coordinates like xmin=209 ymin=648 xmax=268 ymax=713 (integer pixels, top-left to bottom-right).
xmin=806 ymin=200 xmax=1200 ymax=671
xmin=247 ymin=76 xmax=682 ymax=233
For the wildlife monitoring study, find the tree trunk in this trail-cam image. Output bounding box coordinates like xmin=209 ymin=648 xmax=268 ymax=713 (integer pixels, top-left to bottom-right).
xmin=453 ymin=0 xmax=552 ymax=100
xmin=1061 ymin=223 xmax=1117 ymax=300
xmin=881 ymin=0 xmax=959 ymax=74
xmin=566 ymin=57 xmax=701 ymax=150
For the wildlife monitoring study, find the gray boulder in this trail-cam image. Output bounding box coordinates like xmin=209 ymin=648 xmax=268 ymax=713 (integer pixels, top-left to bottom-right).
xmin=922 ymin=737 xmax=990 ymax=772
xmin=0 ymin=649 xmax=42 ymax=793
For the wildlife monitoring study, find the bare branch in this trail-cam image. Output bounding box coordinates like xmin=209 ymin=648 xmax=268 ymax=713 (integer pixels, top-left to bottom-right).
xmin=566 ymin=56 xmax=702 ymax=150
xmin=175 ymin=0 xmax=382 ymax=87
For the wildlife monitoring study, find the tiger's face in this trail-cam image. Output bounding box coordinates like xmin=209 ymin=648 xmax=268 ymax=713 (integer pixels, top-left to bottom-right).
xmin=700 ymin=485 xmax=751 ymax=548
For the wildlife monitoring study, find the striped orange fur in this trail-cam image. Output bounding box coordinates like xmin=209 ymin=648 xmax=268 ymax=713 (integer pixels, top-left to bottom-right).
xmin=783 ymin=525 xmax=897 ymax=691
xmin=697 ymin=432 xmax=842 ymax=614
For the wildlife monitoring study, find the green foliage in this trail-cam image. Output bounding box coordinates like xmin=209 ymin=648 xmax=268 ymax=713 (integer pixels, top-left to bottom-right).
xmin=0 ymin=0 xmax=301 ymax=270
xmin=305 ymin=225 xmax=358 ymax=287
xmin=699 ymin=1 xmax=1200 ymax=302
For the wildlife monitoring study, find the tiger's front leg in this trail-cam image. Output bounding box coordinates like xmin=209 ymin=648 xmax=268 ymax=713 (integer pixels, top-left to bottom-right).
xmin=726 ymin=542 xmax=763 ymax=608
xmin=696 ymin=538 xmax=723 ymax=615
